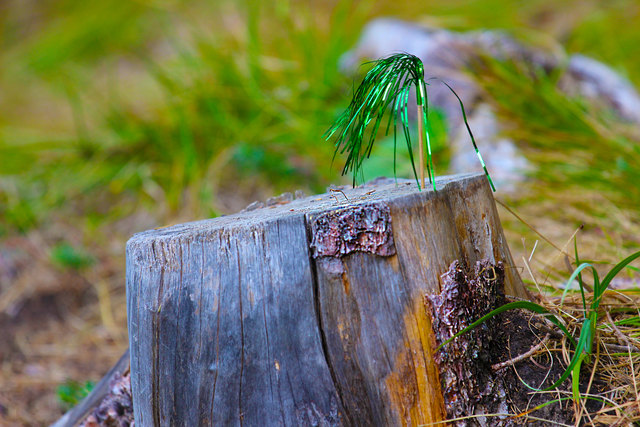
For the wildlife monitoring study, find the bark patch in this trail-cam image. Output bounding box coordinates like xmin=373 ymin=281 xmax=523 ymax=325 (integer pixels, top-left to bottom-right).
xmin=310 ymin=203 xmax=395 ymax=258
xmin=80 ymin=371 xmax=134 ymax=427
xmin=426 ymin=260 xmax=578 ymax=426
xmin=426 ymin=260 xmax=508 ymax=426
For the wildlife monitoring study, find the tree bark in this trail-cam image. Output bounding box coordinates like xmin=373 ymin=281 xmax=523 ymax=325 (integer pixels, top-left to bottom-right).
xmin=122 ymin=173 xmax=526 ymax=426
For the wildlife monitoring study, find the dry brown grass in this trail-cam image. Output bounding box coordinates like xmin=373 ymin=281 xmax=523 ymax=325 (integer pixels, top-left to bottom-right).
xmin=497 ymin=184 xmax=640 ymax=425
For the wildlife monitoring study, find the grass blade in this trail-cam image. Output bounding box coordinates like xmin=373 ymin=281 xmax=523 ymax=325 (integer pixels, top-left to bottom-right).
xmin=437 ymin=300 xmax=576 ymax=350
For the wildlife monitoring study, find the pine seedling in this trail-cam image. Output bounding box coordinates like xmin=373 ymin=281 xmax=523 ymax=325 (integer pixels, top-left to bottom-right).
xmin=325 ymin=53 xmax=495 ymax=191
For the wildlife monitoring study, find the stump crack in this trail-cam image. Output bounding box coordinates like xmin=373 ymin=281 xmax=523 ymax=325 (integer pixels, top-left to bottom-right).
xmin=209 ymin=259 xmax=221 ymax=422
xmin=303 ymin=214 xmax=352 ymax=426
xmin=171 ymin=244 xmax=185 ymax=419
xmin=151 ymin=248 xmax=166 ymax=427
xmin=236 ymin=245 xmax=245 ymax=427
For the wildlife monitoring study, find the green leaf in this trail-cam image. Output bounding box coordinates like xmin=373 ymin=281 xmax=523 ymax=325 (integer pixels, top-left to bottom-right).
xmin=56 ymin=380 xmax=95 ymax=411
xmin=599 ymin=250 xmax=640 ymax=291
xmin=438 ymin=79 xmax=496 ymax=191
xmin=529 ymin=318 xmax=591 ymax=392
xmin=560 ymin=262 xmax=595 ymax=312
xmin=572 ymin=358 xmax=584 ymax=401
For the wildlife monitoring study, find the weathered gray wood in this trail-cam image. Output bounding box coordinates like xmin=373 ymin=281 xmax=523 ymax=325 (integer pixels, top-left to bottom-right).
xmin=127 ymin=214 xmax=343 ymax=425
xmin=126 ymin=173 xmax=527 ymax=426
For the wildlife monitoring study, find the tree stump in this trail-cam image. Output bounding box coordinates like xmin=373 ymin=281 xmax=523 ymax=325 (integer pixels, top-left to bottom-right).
xmin=126 ymin=173 xmax=528 ymax=426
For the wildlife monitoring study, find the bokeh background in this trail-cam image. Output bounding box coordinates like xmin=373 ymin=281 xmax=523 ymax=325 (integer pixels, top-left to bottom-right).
xmin=1 ymin=0 xmax=639 ymax=423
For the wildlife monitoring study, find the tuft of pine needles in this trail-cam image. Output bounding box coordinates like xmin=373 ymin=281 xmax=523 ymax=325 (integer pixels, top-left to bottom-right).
xmin=325 ymin=54 xmax=427 ymax=188
xmin=325 ymin=53 xmax=495 ymax=191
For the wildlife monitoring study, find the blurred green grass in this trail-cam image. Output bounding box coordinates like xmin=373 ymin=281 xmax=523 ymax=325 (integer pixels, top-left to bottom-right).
xmin=1 ymin=0 xmax=640 ymax=238
xmin=473 ymin=56 xmax=640 ymax=211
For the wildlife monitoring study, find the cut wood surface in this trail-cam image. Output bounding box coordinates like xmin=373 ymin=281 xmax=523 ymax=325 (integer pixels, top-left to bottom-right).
xmin=125 ymin=173 xmax=528 ymax=426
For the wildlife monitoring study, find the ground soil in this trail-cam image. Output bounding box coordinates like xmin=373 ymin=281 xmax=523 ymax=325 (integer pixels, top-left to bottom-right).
xmin=0 ymin=270 xmax=128 ymax=425
xmin=497 ymin=309 xmax=578 ymax=425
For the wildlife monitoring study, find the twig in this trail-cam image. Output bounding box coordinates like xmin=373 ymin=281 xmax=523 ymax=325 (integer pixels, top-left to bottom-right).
xmin=496 ymin=198 xmax=569 ymax=257
xmin=603 ymin=343 xmax=640 ymax=353
xmin=492 ymin=333 xmax=551 ymax=371
xmin=606 ymin=311 xmax=636 ymax=349
xmin=606 ymin=310 xmax=640 ymax=417
xmin=329 ymin=188 xmax=349 ymax=202
xmin=533 ymin=321 xmax=566 ymax=340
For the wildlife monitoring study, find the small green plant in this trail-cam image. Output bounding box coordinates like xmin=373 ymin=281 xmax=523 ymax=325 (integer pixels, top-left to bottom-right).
xmin=325 ymin=53 xmax=495 ymax=191
xmin=56 ymin=380 xmax=95 ymax=411
xmin=50 ymin=242 xmax=95 ymax=270
xmin=439 ymin=245 xmax=640 ymax=400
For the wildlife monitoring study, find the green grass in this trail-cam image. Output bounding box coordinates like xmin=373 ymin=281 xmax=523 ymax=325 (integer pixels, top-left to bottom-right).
xmin=1 ymin=0 xmax=360 ymax=231
xmin=50 ymin=242 xmax=95 ymax=270
xmin=470 ymin=56 xmax=640 ymax=211
xmin=56 ymin=379 xmax=95 ymax=411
